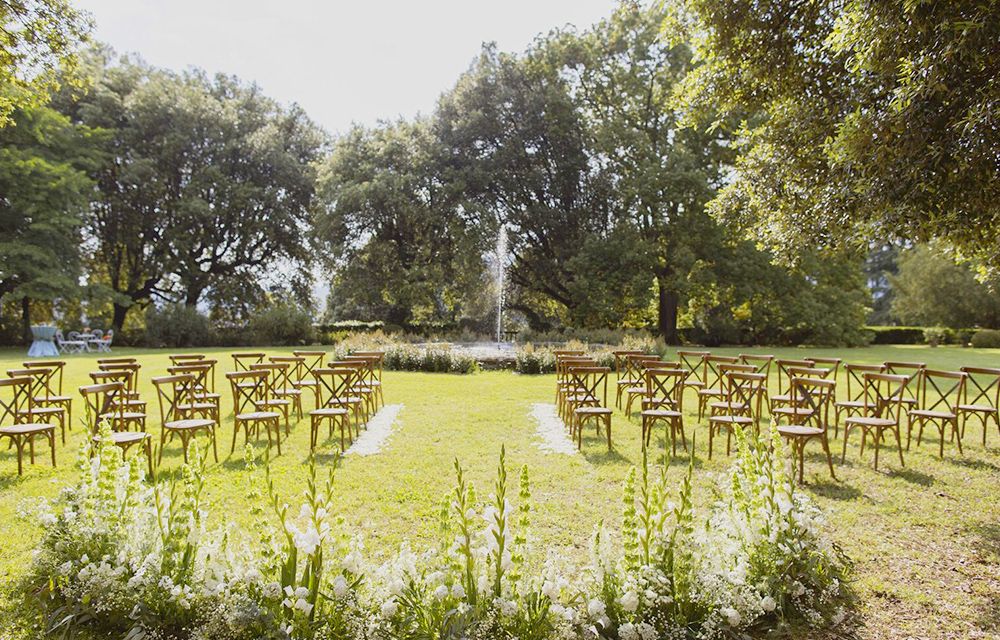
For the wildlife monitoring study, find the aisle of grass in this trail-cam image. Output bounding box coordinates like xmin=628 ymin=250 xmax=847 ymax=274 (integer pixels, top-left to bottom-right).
xmin=0 ymin=345 xmax=998 ymax=638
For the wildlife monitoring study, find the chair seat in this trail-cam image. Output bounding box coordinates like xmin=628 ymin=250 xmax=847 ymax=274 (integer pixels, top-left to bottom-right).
xmin=236 ymin=411 xmax=281 ymax=421
xmin=179 ymin=402 xmax=215 ymax=411
xmin=39 ymin=395 xmax=72 ymax=403
xmin=95 ymin=431 xmax=150 ymax=444
xmin=641 ymin=409 xmax=682 ymax=418
xmin=257 ymin=399 xmax=290 ymax=407
xmin=773 ymin=407 xmax=814 ymax=417
xmin=275 ymin=388 xmax=302 ymax=396
xmin=684 ymin=380 xmax=705 ymax=388
xmin=845 ymin=416 xmax=895 ymax=427
xmin=777 ymin=425 xmax=824 ymax=437
xmin=311 ymin=407 xmax=350 ymax=416
xmin=709 ymin=415 xmax=753 ymax=425
xmin=576 ymin=406 xmax=612 ymax=415
xmin=24 ymin=407 xmax=62 ymax=416
xmin=295 ymin=379 xmax=318 ymax=387
xmin=835 ymin=400 xmax=864 ymax=408
xmin=770 ymin=393 xmax=791 ymax=403
xmin=625 ymin=386 xmax=646 ymax=394
xmin=910 ymin=409 xmax=956 ymax=420
xmin=698 ymin=388 xmax=724 ymax=397
xmin=710 ymin=401 xmax=747 ymax=411
xmin=0 ymin=423 xmax=55 ymax=435
xmin=617 ymin=379 xmax=640 ymax=387
xmin=164 ymin=418 xmax=215 ymax=430
xmin=958 ymin=404 xmax=998 ymax=413
xmin=102 ymin=411 xmax=146 ymax=421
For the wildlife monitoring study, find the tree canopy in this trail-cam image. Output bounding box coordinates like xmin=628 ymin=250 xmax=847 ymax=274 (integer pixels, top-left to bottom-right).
xmin=670 ymin=0 xmax=1000 ymax=273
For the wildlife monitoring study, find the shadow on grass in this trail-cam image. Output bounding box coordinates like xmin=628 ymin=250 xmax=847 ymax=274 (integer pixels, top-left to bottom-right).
xmin=807 ymin=479 xmax=863 ymax=501
xmin=945 ymin=456 xmax=1000 ymax=474
xmin=887 ymin=467 xmax=935 ymax=486
xmin=969 ymin=523 xmax=1000 ymax=632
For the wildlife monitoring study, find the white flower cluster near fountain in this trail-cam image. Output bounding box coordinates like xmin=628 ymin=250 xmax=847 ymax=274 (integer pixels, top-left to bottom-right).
xmin=24 ymin=424 xmax=849 ymax=639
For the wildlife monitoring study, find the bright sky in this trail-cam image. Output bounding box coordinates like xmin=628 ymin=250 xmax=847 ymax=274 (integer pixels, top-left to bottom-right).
xmin=73 ymin=0 xmax=619 ymax=135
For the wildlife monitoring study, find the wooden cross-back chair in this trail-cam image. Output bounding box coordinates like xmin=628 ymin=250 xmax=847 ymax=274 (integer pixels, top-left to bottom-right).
xmin=86 ymin=370 xmax=147 ymax=431
xmin=884 ymin=361 xmax=926 ymax=418
xmin=226 ymin=371 xmax=282 ymax=455
xmin=676 ymin=350 xmax=709 ymax=394
xmin=958 ymin=366 xmax=1000 ymax=446
xmin=169 ymin=354 xmax=206 ymax=365
xmin=344 ymin=355 xmax=384 ymax=410
xmin=232 ymin=352 xmax=266 ymax=372
xmin=639 ymin=368 xmax=686 ymax=454
xmin=622 ymin=355 xmax=670 ymax=415
xmin=770 ymin=366 xmax=832 ymax=426
xmin=97 ymin=362 xmax=147 ymax=412
xmin=166 ymin=363 xmax=220 ymax=422
xmin=842 ymin=373 xmax=910 ymax=471
xmin=23 ymin=360 xmax=67 ymax=394
xmin=269 ymin=356 xmax=309 ymax=417
xmin=909 ymin=369 xmax=966 ymax=457
xmin=0 ymin=377 xmax=56 ymax=475
xmin=834 ymin=363 xmax=886 ymax=437
xmin=293 ymin=350 xmax=328 ymax=408
xmin=707 ymin=372 xmax=767 ymax=459
xmin=777 ymin=377 xmax=837 ymax=483
xmin=612 ymin=350 xmax=645 ymax=408
xmin=310 ymin=368 xmax=357 ymax=451
xmin=565 ymin=365 xmax=613 ymax=450
xmin=151 ymin=374 xmax=218 ymax=464
xmin=556 ymin=356 xmax=596 ymax=420
xmin=626 ymin=361 xmax=682 ymax=417
xmin=328 ymin=360 xmax=375 ymax=424
xmin=706 ymin=363 xmax=758 ymax=419
xmin=770 ymin=359 xmax=816 ymax=413
xmin=79 ymin=382 xmax=153 ymax=477
xmin=351 ymin=351 xmax=385 ymax=382
xmin=7 ymin=368 xmax=67 ymax=443
xmin=247 ymin=363 xmax=296 ymax=429
xmin=739 ymin=354 xmax=774 ymax=378
xmin=697 ymin=355 xmax=741 ymax=420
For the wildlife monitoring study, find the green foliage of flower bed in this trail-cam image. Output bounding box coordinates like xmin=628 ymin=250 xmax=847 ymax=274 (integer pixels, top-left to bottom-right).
xmin=333 ymin=331 xmax=479 ymax=374
xmin=23 ymin=425 xmax=848 ymax=639
xmin=971 ymin=329 xmax=1000 ymax=349
xmin=514 ymin=336 xmax=657 ymax=375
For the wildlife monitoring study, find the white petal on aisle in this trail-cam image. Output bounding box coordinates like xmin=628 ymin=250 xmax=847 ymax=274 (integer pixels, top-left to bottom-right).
xmin=346 ymin=404 xmax=403 ymax=456
xmin=530 ymin=403 xmax=578 ymax=455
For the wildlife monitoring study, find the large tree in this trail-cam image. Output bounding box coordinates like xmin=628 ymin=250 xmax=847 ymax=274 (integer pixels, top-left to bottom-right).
xmin=0 ymin=102 xmax=93 ymax=339
xmin=313 ymin=120 xmax=480 ymax=326
xmin=57 ymin=50 xmax=326 ymax=329
xmin=0 ymin=0 xmax=90 ymax=126
xmin=670 ymin=0 xmax=1000 ymax=272
xmin=543 ymin=2 xmax=732 ymax=341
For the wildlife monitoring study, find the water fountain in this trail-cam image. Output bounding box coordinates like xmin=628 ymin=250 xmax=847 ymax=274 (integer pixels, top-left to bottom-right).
xmin=495 ymin=226 xmax=508 ymax=345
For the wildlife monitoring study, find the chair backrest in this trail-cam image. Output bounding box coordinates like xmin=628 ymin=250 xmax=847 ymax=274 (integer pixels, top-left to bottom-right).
xmin=67 ymin=331 xmax=81 ymax=340
xmin=676 ymin=350 xmax=710 ymax=384
xmin=249 ymin=362 xmax=290 ymax=391
xmin=861 ymin=373 xmax=912 ymax=423
xmin=6 ymin=368 xmax=51 ymax=402
xmin=91 ymin=329 xmax=104 ymax=339
xmin=775 ymin=359 xmax=816 ymax=394
xmin=226 ymin=370 xmax=270 ymax=415
xmin=704 ymin=355 xmax=740 ymax=388
xmin=612 ymin=350 xmax=645 ymax=376
xmin=723 ymin=372 xmax=767 ymax=422
xmin=720 ymin=363 xmax=757 ymax=376
xmin=843 ymin=363 xmax=886 ymax=402
xmin=739 ymin=354 xmax=774 ymax=378
xmin=23 ymin=361 xmax=66 ymax=393
xmin=103 ymin=329 xmax=114 ymax=342
xmin=556 ymin=356 xmax=595 ymax=382
xmin=0 ymin=377 xmax=32 ymax=424
xmin=79 ymin=382 xmax=126 ymax=434
xmin=349 ymin=351 xmax=384 ymax=380
xmin=883 ymin=361 xmax=926 ymax=403
xmin=624 ymin=354 xmax=663 ymax=382
xmin=98 ymin=362 xmax=142 ymax=392
xmin=567 ymin=366 xmax=610 ymax=406
xmin=97 ymin=357 xmax=136 ymax=365
xmin=151 ymin=374 xmax=197 ymax=425
xmin=789 ymin=377 xmax=836 ymax=431
xmin=918 ymin=369 xmax=966 ymax=415
xmin=807 ymin=357 xmax=842 ymax=378
xmin=645 ymin=368 xmax=686 ymax=411
xmin=167 ymin=363 xmax=213 ymax=394
xmin=269 ymin=356 xmax=306 ymax=383
xmin=343 ymin=355 xmax=378 ymax=385
xmin=961 ymin=366 xmax=1000 ymax=410
xmin=786 ymin=365 xmax=832 ymax=380
xmin=293 ymin=350 xmax=328 ymax=381
xmin=169 ymin=354 xmax=207 ymax=365
xmin=313 ymin=367 xmax=357 ymax=408
xmin=232 ymin=352 xmax=266 ymax=372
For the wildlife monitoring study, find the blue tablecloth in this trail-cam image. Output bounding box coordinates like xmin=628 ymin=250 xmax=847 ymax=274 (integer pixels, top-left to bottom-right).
xmin=28 ymin=325 xmax=59 ymax=357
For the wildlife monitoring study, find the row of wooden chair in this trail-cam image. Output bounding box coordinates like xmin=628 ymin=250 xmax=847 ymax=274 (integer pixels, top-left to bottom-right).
xmin=1 ymin=351 xmax=388 ymax=476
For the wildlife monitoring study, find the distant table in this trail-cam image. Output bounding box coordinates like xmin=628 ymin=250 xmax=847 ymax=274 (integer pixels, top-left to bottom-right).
xmin=28 ymin=325 xmax=59 ymax=357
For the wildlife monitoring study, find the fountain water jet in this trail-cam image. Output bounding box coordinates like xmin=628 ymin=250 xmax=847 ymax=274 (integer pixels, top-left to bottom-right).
xmin=495 ymin=226 xmax=508 ymax=345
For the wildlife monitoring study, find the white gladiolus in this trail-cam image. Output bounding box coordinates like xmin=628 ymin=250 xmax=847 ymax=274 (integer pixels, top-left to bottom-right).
xmin=587 ymin=597 xmax=606 ymax=618
xmin=380 ymin=598 xmax=399 ymax=617
xmin=619 ymin=590 xmax=639 ymax=612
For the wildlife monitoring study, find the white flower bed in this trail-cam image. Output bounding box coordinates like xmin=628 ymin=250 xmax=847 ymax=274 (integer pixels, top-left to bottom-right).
xmin=530 ymin=403 xmax=578 ymax=455
xmin=22 ymin=424 xmax=850 ymax=639
xmin=346 ymin=404 xmax=403 ymax=456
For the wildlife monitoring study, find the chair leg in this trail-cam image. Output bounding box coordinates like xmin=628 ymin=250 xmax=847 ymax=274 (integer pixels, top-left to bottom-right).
xmin=604 ymin=415 xmax=612 ymax=451
xmin=894 ymin=427 xmax=905 ymax=467
xmin=821 ymin=434 xmax=836 ymax=480
xmin=708 ymin=424 xmax=714 ymax=460
xmin=49 ymin=430 xmax=56 ymax=467
xmin=841 ymin=427 xmax=849 ymax=464
xmin=873 ymin=429 xmax=881 ymax=471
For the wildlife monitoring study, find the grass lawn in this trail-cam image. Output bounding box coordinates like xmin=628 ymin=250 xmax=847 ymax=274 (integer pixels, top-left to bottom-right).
xmin=0 ymin=344 xmax=998 ymax=639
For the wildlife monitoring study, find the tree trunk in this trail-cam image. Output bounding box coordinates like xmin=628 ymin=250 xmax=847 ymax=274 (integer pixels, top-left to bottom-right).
xmin=112 ymin=302 xmax=131 ymax=333
xmin=21 ymin=296 xmax=31 ymax=344
xmin=657 ymin=276 xmax=680 ymax=345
